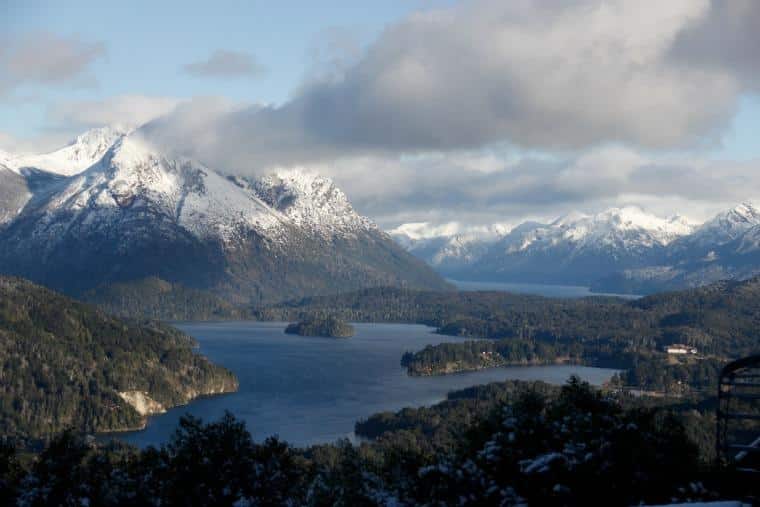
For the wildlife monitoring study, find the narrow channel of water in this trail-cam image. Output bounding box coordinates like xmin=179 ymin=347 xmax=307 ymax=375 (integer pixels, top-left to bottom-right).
xmin=448 ymin=279 xmax=642 ymax=299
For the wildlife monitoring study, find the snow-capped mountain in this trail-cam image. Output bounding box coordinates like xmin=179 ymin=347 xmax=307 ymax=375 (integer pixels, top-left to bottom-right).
xmin=252 ymin=169 xmax=375 ymax=238
xmin=0 ymin=129 xmax=448 ymax=302
xmin=504 ymin=207 xmax=695 ymax=256
xmin=5 ymin=126 xmax=131 ymax=177
xmin=0 ymin=149 xmax=14 ymax=169
xmin=394 ymin=202 xmax=760 ymax=294
xmin=593 ymin=202 xmax=760 ymax=294
xmin=395 ymin=207 xmax=698 ymax=286
xmin=0 ymin=166 xmax=30 ymax=226
xmin=390 ymin=222 xmax=511 ymax=271
xmin=673 ymin=201 xmax=760 ymax=251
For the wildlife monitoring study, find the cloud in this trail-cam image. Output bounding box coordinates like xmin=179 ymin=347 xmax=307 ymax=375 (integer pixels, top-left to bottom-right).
xmin=141 ymin=0 xmax=759 ymax=175
xmin=48 ymin=94 xmax=183 ymax=130
xmin=0 ymin=32 xmax=105 ymax=95
xmin=311 ymin=148 xmax=760 ymax=229
xmin=183 ymin=50 xmax=266 ymax=78
xmin=670 ymin=0 xmax=760 ymax=88
xmin=0 ymin=95 xmax=185 ymax=153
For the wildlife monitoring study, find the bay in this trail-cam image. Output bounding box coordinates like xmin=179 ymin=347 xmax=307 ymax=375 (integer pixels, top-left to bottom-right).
xmin=112 ymin=322 xmax=618 ymax=448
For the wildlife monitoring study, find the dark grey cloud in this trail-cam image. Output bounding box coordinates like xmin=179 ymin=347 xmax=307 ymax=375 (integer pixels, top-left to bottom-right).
xmin=670 ymin=0 xmax=760 ymax=88
xmin=0 ymin=32 xmax=105 ymax=96
xmin=183 ymin=50 xmax=266 ymax=78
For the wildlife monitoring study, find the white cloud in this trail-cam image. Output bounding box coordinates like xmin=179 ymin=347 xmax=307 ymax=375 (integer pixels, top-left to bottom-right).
xmin=48 ymin=94 xmax=183 ymax=130
xmin=304 ymin=148 xmax=760 ymax=229
xmin=141 ymin=0 xmax=758 ymax=174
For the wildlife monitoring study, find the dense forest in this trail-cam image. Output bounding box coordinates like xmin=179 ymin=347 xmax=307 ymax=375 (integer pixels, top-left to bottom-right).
xmin=285 ymin=315 xmax=355 ymax=338
xmin=261 ymin=279 xmax=760 ymax=358
xmin=0 ymin=276 xmax=238 ymax=442
xmin=261 ymin=278 xmax=760 ymax=391
xmin=0 ymin=378 xmax=740 ymax=506
xmin=82 ymin=277 xmax=249 ymax=321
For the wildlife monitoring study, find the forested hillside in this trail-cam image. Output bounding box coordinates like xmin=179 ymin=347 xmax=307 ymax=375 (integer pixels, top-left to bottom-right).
xmin=0 ymin=378 xmax=733 ymax=505
xmin=261 ymin=278 xmax=760 ymax=390
xmin=261 ymin=277 xmax=760 ymax=358
xmin=82 ymin=277 xmax=249 ymax=321
xmin=0 ymin=276 xmax=238 ymax=441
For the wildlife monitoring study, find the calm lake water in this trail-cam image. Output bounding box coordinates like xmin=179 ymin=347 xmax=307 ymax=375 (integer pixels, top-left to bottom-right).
xmin=111 ymin=322 xmax=618 ymax=448
xmin=449 ymin=279 xmax=641 ymax=299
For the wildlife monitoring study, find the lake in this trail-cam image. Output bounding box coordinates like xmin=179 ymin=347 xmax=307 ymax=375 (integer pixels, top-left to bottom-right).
xmin=448 ymin=279 xmax=641 ymax=299
xmin=110 ymin=322 xmax=618 ymax=448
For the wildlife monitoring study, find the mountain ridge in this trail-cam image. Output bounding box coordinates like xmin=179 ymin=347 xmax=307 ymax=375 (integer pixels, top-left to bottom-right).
xmin=0 ymin=128 xmax=449 ymax=304
xmin=394 ymin=203 xmax=760 ymax=293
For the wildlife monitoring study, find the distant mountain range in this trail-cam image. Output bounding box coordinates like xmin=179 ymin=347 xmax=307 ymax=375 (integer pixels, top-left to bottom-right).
xmin=392 ymin=204 xmax=760 ymax=294
xmin=0 ymin=127 xmax=448 ymax=305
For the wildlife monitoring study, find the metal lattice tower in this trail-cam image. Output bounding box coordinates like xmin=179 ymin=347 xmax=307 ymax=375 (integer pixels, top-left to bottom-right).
xmin=717 ymin=354 xmax=760 ymax=472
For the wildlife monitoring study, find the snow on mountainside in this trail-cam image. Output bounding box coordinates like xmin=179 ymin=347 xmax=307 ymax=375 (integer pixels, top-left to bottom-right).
xmin=395 ymin=207 xmax=696 ymax=277
xmin=252 ymin=168 xmax=375 ymax=237
xmin=390 ymin=222 xmax=512 ymax=268
xmin=10 ymin=133 xmax=386 ymax=248
xmin=678 ymin=201 xmax=760 ymax=248
xmin=6 ymin=126 xmax=130 ymax=176
xmin=0 ymin=149 xmax=13 ymax=169
xmin=0 ymin=129 xmax=448 ymax=302
xmin=0 ymin=166 xmax=31 ymax=226
xmin=393 ymin=202 xmax=760 ymax=294
xmin=506 ymin=207 xmax=696 ymax=254
xmin=28 ymin=134 xmax=289 ymax=246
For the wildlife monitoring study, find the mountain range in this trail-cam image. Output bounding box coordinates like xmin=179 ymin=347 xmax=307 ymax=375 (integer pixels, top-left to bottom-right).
xmin=392 ymin=204 xmax=760 ymax=294
xmin=0 ymin=127 xmax=448 ymax=305
xmin=4 ymin=126 xmax=760 ymax=301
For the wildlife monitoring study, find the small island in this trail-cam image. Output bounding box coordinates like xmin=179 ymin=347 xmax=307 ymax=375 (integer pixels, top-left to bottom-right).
xmin=285 ymin=316 xmax=355 ymax=338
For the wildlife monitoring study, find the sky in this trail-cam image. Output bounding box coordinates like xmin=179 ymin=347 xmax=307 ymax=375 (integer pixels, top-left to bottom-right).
xmin=1 ymin=0 xmax=759 ymax=233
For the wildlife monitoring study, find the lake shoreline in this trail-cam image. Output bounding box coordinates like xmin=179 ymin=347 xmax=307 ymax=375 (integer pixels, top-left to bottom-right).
xmin=447 ymin=278 xmax=643 ymax=299
xmin=107 ymin=322 xmax=619 ymax=449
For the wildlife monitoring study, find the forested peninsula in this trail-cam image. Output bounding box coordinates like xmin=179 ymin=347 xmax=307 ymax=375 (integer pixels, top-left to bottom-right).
xmin=0 ymin=276 xmax=238 ymax=442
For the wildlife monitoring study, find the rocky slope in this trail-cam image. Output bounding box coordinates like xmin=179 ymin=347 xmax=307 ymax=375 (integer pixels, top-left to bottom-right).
xmin=0 ymin=129 xmax=448 ymax=305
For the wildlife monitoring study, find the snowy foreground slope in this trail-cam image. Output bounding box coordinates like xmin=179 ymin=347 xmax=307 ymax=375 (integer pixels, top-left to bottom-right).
xmin=0 ymin=130 xmax=447 ymax=303
xmin=394 ymin=203 xmax=760 ymax=293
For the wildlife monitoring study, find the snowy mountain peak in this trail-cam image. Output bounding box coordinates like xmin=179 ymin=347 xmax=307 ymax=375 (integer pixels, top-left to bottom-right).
xmin=518 ymin=206 xmax=696 ymax=253
xmin=253 ymin=168 xmax=374 ymax=236
xmin=725 ymin=201 xmax=760 ymax=224
xmin=389 ymin=222 xmax=512 ymax=242
xmin=552 ymin=211 xmax=590 ymax=227
xmin=0 ymin=149 xmax=13 ymax=169
xmin=688 ymin=200 xmax=760 ymax=246
xmin=16 ymin=130 xmax=386 ymax=251
xmin=9 ymin=125 xmax=130 ymax=177
xmin=29 ymin=133 xmax=288 ymax=246
xmin=0 ymin=129 xmax=448 ymax=302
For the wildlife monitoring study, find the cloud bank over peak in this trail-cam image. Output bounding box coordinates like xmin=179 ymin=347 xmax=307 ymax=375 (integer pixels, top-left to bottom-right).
xmin=140 ymin=0 xmax=760 ymax=175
